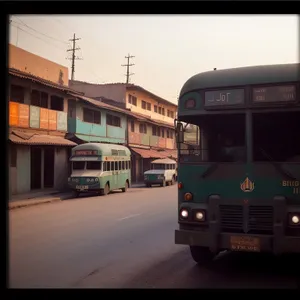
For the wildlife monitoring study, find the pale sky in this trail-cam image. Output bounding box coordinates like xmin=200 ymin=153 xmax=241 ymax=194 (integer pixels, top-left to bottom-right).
xmin=9 ymin=15 xmax=299 ymax=104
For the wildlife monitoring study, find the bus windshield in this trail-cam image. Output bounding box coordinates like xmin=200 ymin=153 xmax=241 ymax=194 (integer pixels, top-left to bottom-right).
xmin=87 ymin=161 xmax=102 ymax=170
xmin=72 ymin=161 xmax=85 ymax=170
xmin=179 ymin=110 xmax=300 ymax=164
xmin=151 ymin=164 xmax=166 ymax=170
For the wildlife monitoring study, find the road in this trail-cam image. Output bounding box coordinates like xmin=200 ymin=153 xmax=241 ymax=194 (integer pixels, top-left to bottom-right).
xmin=9 ymin=185 xmax=299 ymax=288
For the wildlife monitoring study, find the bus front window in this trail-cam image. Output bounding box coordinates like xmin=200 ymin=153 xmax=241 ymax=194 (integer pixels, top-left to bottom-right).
xmin=86 ymin=161 xmax=102 ymax=170
xmin=72 ymin=161 xmax=85 ymax=170
xmin=179 ymin=114 xmax=246 ymax=163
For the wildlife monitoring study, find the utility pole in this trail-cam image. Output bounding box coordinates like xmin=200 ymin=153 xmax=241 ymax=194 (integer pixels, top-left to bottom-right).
xmin=121 ymin=53 xmax=135 ymax=84
xmin=67 ymin=33 xmax=81 ymax=81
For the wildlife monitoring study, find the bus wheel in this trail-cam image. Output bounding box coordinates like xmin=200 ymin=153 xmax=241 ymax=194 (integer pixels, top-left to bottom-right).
xmin=101 ymin=183 xmax=110 ymax=196
xmin=72 ymin=191 xmax=80 ymax=198
xmin=121 ymin=181 xmax=129 ymax=192
xmin=190 ymin=246 xmax=215 ymax=265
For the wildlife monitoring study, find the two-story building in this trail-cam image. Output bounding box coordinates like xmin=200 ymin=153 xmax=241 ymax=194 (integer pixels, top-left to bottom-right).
xmin=65 ymin=94 xmax=128 ymax=145
xmin=69 ymin=81 xmax=178 ymax=182
xmin=8 ymin=45 xmax=80 ymax=196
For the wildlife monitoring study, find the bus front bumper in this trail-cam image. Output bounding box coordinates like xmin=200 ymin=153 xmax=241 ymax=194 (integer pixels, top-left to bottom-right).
xmin=175 ymin=229 xmax=300 ymax=254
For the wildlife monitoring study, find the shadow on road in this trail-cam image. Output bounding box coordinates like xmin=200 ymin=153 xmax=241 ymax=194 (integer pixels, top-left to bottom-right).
xmin=123 ymin=248 xmax=300 ymax=289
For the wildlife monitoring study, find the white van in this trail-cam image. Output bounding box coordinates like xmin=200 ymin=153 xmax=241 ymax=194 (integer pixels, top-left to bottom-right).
xmin=143 ymin=158 xmax=177 ymax=187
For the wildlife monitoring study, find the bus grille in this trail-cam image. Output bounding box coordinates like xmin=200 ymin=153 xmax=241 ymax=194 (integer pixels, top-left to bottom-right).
xmin=249 ymin=206 xmax=273 ymax=234
xmin=219 ymin=205 xmax=273 ymax=234
xmin=220 ymin=205 xmax=243 ymax=233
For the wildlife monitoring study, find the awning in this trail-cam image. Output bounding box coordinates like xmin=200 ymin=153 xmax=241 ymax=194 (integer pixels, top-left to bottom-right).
xmin=9 ymin=131 xmax=77 ymax=146
xmin=130 ymin=147 xmax=166 ymax=159
xmin=67 ymin=133 xmax=125 ymax=144
xmin=163 ymin=149 xmax=177 ymax=159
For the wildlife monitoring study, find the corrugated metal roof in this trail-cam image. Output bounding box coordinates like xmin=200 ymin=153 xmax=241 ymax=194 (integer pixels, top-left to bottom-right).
xmin=9 ymin=68 xmax=83 ymax=95
xmin=9 ymin=131 xmax=77 ymax=146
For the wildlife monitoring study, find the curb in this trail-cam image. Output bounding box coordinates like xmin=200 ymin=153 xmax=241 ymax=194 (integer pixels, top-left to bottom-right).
xmin=9 ymin=194 xmax=73 ymax=210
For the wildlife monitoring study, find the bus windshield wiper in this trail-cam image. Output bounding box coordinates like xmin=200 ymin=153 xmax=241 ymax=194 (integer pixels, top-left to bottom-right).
xmin=259 ymin=147 xmax=298 ymax=181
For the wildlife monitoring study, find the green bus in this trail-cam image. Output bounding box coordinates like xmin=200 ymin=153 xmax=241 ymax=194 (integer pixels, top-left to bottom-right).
xmin=68 ymin=143 xmax=131 ymax=197
xmin=174 ymin=63 xmax=300 ymax=264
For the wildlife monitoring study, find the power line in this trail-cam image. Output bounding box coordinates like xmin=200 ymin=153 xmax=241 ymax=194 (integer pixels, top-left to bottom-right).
xmin=121 ymin=53 xmax=135 ymax=84
xmin=11 ymin=15 xmax=68 ymax=45
xmin=67 ymin=33 xmax=82 ymax=81
xmin=10 ymin=23 xmax=66 ymax=51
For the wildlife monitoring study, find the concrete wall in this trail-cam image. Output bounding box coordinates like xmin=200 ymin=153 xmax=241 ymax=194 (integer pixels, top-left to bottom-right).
xmin=125 ymin=90 xmax=177 ymax=125
xmin=16 ymin=145 xmax=31 ymax=194
xmin=9 ymin=44 xmax=69 ymax=86
xmin=69 ymin=81 xmax=127 ymax=103
xmin=54 ymin=148 xmax=69 ymax=190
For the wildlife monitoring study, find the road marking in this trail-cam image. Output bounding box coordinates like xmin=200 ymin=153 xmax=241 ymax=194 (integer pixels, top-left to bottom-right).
xmin=117 ymin=213 xmax=142 ymax=221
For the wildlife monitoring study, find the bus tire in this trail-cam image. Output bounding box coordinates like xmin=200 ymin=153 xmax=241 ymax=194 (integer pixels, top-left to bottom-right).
xmin=190 ymin=246 xmax=215 ymax=265
xmin=72 ymin=191 xmax=79 ymax=198
xmin=101 ymin=183 xmax=110 ymax=196
xmin=121 ymin=181 xmax=129 ymax=192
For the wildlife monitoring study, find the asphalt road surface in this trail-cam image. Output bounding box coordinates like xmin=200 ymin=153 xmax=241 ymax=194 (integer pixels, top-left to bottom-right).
xmin=9 ymin=185 xmax=300 ymax=288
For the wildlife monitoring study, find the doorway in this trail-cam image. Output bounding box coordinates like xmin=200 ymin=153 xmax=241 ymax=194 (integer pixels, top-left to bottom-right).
xmin=44 ymin=147 xmax=55 ymax=188
xmin=31 ymin=147 xmax=42 ymax=189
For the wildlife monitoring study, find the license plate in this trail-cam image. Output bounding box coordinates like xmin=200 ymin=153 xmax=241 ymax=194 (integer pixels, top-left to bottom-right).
xmin=230 ymin=235 xmax=260 ymax=252
xmin=76 ymin=185 xmax=88 ymax=191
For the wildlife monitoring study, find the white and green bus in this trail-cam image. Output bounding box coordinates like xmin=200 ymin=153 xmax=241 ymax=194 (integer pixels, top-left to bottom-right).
xmin=68 ymin=143 xmax=131 ymax=197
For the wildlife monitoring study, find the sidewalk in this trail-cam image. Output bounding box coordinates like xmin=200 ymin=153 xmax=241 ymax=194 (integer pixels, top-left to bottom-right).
xmin=9 ymin=189 xmax=73 ymax=210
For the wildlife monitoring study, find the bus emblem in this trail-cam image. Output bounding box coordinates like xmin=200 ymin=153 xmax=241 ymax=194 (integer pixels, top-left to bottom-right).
xmin=240 ymin=177 xmax=254 ymax=192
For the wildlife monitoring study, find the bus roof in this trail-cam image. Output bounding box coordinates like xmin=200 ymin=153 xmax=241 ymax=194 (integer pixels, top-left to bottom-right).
xmin=151 ymin=158 xmax=177 ymax=164
xmin=72 ymin=143 xmax=131 ymax=156
xmin=180 ymin=63 xmax=300 ymax=97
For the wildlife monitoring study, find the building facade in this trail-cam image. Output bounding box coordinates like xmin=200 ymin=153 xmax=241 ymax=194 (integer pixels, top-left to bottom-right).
xmin=8 ymin=45 xmax=78 ymax=195
xmin=69 ymin=81 xmax=178 ymax=182
xmin=66 ymin=94 xmax=128 ymax=145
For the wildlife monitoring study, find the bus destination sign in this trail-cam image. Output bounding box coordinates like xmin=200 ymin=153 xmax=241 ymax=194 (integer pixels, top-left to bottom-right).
xmin=204 ymin=89 xmax=245 ymax=107
xmin=75 ymin=150 xmax=97 ymax=156
xmin=252 ymin=85 xmax=296 ymax=103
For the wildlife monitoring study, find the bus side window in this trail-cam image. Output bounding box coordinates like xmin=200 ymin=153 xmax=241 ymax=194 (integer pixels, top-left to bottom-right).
xmin=103 ymin=162 xmax=106 ymax=171
xmin=119 ymin=161 xmax=121 ymax=170
xmin=173 ymin=164 xmax=175 ymax=169
xmin=115 ymin=161 xmax=118 ymax=170
xmin=122 ymin=161 xmax=125 ymax=170
xmin=107 ymin=162 xmax=111 ymax=171
xmin=128 ymin=161 xmax=131 ymax=169
xmin=111 ymin=161 xmax=114 ymax=171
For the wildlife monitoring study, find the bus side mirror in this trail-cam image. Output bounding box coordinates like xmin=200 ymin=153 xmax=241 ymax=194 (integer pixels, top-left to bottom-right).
xmin=175 ymin=122 xmax=184 ymax=143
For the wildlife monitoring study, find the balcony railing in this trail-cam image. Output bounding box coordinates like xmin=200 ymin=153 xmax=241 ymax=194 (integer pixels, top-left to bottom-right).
xmin=9 ymin=101 xmax=67 ymax=132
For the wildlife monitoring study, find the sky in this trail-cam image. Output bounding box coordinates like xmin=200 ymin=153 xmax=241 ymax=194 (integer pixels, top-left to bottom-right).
xmin=9 ymin=15 xmax=299 ymax=104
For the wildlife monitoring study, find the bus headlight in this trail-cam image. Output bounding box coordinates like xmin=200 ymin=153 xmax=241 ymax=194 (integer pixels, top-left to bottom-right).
xmin=95 ymin=178 xmax=99 ymax=182
xmin=72 ymin=178 xmax=79 ymax=183
xmin=87 ymin=178 xmax=90 ymax=182
xmin=180 ymin=209 xmax=189 ymax=219
xmin=194 ymin=210 xmax=205 ymax=221
xmin=157 ymin=175 xmax=164 ymax=179
xmin=291 ymin=214 xmax=300 ymax=225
